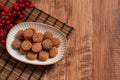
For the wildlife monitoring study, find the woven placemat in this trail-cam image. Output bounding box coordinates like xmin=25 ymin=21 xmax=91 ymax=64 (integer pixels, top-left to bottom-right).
xmin=0 ymin=0 xmax=74 ymax=80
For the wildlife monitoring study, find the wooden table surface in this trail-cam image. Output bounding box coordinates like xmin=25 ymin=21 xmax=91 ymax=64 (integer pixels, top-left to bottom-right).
xmin=32 ymin=0 xmax=120 ymax=80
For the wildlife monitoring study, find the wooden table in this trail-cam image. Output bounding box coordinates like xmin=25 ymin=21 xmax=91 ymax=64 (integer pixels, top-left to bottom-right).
xmin=0 ymin=0 xmax=119 ymax=80
xmin=32 ymin=0 xmax=120 ymax=80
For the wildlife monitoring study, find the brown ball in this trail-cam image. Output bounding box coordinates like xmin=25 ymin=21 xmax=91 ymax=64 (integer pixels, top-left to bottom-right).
xmin=21 ymin=40 xmax=32 ymax=51
xmin=16 ymin=30 xmax=24 ymax=40
xmin=27 ymin=52 xmax=37 ymax=60
xmin=29 ymin=27 xmax=36 ymax=33
xmin=20 ymin=48 xmax=28 ymax=55
xmin=42 ymin=39 xmax=53 ymax=49
xmin=32 ymin=32 xmax=43 ymax=42
xmin=39 ymin=51 xmax=49 ymax=61
xmin=49 ymin=47 xmax=58 ymax=58
xmin=32 ymin=43 xmax=42 ymax=52
xmin=12 ymin=38 xmax=22 ymax=49
xmin=23 ymin=28 xmax=34 ymax=40
xmin=44 ymin=31 xmax=53 ymax=39
xmin=52 ymin=37 xmax=61 ymax=48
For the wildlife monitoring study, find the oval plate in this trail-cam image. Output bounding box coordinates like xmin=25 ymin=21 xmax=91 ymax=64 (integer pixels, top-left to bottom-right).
xmin=6 ymin=22 xmax=67 ymax=65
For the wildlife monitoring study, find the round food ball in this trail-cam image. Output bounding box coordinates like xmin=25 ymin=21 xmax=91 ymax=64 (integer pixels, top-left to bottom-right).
xmin=23 ymin=28 xmax=34 ymax=40
xmin=42 ymin=39 xmax=53 ymax=49
xmin=21 ymin=40 xmax=32 ymax=51
xmin=12 ymin=38 xmax=22 ymax=49
xmin=39 ymin=51 xmax=49 ymax=61
xmin=32 ymin=43 xmax=42 ymax=52
xmin=32 ymin=32 xmax=43 ymax=42
xmin=49 ymin=47 xmax=58 ymax=58
xmin=52 ymin=37 xmax=61 ymax=48
xmin=27 ymin=52 xmax=37 ymax=60
xmin=20 ymin=48 xmax=28 ymax=55
xmin=29 ymin=27 xmax=36 ymax=33
xmin=44 ymin=31 xmax=53 ymax=39
xmin=16 ymin=30 xmax=24 ymax=40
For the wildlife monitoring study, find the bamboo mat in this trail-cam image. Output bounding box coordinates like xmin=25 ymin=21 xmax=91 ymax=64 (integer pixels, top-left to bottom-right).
xmin=0 ymin=0 xmax=74 ymax=80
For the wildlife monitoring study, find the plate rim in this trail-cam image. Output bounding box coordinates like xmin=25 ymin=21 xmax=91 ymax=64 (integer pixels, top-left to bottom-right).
xmin=6 ymin=22 xmax=67 ymax=65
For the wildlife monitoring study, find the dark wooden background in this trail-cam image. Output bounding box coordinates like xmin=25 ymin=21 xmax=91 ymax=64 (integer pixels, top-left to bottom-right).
xmin=32 ymin=0 xmax=120 ymax=80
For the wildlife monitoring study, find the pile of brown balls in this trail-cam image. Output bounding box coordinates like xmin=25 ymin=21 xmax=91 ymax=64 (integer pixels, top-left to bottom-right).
xmin=12 ymin=27 xmax=61 ymax=61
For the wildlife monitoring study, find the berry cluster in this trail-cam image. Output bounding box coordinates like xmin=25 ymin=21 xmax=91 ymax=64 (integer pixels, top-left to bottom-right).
xmin=0 ymin=0 xmax=34 ymax=45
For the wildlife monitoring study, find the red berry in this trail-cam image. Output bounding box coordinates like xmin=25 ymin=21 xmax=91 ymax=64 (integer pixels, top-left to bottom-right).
xmin=29 ymin=4 xmax=34 ymax=8
xmin=0 ymin=23 xmax=3 ymax=27
xmin=9 ymin=24 xmax=13 ymax=28
xmin=17 ymin=11 xmax=21 ymax=15
xmin=19 ymin=14 xmax=24 ymax=18
xmin=25 ymin=2 xmax=30 ymax=6
xmin=13 ymin=3 xmax=19 ymax=10
xmin=0 ymin=30 xmax=4 ymax=33
xmin=0 ymin=4 xmax=4 ymax=7
xmin=0 ymin=39 xmax=6 ymax=45
xmin=6 ymin=20 xmax=11 ymax=25
xmin=14 ymin=6 xmax=19 ymax=10
xmin=8 ymin=13 xmax=12 ymax=16
xmin=1 ymin=20 xmax=5 ymax=24
xmin=3 ymin=7 xmax=7 ymax=12
xmin=19 ymin=3 xmax=23 ymax=7
xmin=0 ymin=33 xmax=4 ymax=37
xmin=5 ymin=16 xmax=9 ymax=19
xmin=17 ymin=0 xmax=23 ymax=3
xmin=4 ymin=27 xmax=9 ymax=31
xmin=1 ymin=12 xmax=5 ymax=15
xmin=13 ymin=11 xmax=16 ymax=14
xmin=14 ymin=3 xmax=18 ymax=6
xmin=8 ymin=8 xmax=12 ymax=12
xmin=19 ymin=4 xmax=25 ymax=8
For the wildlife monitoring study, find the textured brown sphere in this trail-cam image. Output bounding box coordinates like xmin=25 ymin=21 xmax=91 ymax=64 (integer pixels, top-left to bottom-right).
xmin=21 ymin=40 xmax=32 ymax=51
xmin=20 ymin=48 xmax=28 ymax=55
xmin=32 ymin=43 xmax=42 ymax=52
xmin=44 ymin=31 xmax=53 ymax=39
xmin=52 ymin=37 xmax=61 ymax=48
xmin=39 ymin=51 xmax=49 ymax=61
xmin=23 ymin=28 xmax=34 ymax=40
xmin=12 ymin=38 xmax=22 ymax=49
xmin=29 ymin=27 xmax=36 ymax=33
xmin=16 ymin=30 xmax=24 ymax=40
xmin=42 ymin=39 xmax=53 ymax=49
xmin=49 ymin=47 xmax=58 ymax=58
xmin=27 ymin=52 xmax=37 ymax=60
xmin=32 ymin=32 xmax=43 ymax=42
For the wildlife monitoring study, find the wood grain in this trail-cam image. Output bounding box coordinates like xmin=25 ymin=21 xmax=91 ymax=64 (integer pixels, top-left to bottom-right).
xmin=33 ymin=0 xmax=93 ymax=80
xmin=32 ymin=0 xmax=120 ymax=80
xmin=93 ymin=0 xmax=120 ymax=80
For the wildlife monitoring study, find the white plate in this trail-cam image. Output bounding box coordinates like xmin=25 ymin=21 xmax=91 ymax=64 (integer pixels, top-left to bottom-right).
xmin=6 ymin=22 xmax=67 ymax=65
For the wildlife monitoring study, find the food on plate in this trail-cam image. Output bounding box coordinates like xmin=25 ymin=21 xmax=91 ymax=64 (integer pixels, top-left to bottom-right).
xmin=21 ymin=40 xmax=32 ymax=51
xmin=20 ymin=48 xmax=28 ymax=55
xmin=12 ymin=27 xmax=61 ymax=61
xmin=39 ymin=51 xmax=49 ymax=61
xmin=44 ymin=31 xmax=53 ymax=39
xmin=49 ymin=47 xmax=58 ymax=58
xmin=23 ymin=28 xmax=34 ymax=39
xmin=32 ymin=43 xmax=42 ymax=52
xmin=27 ymin=52 xmax=38 ymax=60
xmin=52 ymin=37 xmax=61 ymax=48
xmin=16 ymin=30 xmax=24 ymax=40
xmin=42 ymin=39 xmax=53 ymax=49
xmin=12 ymin=38 xmax=22 ymax=49
xmin=29 ymin=27 xmax=36 ymax=33
xmin=32 ymin=32 xmax=43 ymax=42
